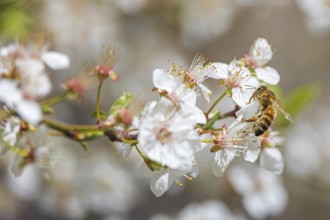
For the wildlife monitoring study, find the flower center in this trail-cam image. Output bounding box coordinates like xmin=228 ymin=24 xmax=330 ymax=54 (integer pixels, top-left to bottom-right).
xmin=156 ymin=125 xmax=172 ymax=144
xmin=225 ymin=74 xmax=240 ymax=88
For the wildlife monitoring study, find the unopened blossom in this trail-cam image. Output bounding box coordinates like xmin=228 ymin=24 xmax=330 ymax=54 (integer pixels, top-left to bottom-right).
xmin=195 ymin=115 xmax=260 ymax=177
xmin=153 ymin=68 xmax=206 ymax=124
xmin=138 ymin=98 xmax=201 ymax=169
xmin=213 ymin=59 xmax=259 ymax=107
xmin=245 ymin=38 xmax=280 ymax=85
xmin=228 ymin=165 xmax=288 ymax=219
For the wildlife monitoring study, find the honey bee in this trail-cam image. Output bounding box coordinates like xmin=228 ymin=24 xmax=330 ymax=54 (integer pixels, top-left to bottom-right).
xmin=247 ymin=86 xmax=293 ymax=136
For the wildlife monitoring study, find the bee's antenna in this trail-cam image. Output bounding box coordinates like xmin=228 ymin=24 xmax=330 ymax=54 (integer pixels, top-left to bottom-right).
xmin=245 ymin=85 xmax=257 ymax=90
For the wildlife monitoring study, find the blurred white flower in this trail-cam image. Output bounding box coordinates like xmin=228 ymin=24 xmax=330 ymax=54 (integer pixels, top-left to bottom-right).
xmin=113 ymin=0 xmax=148 ymax=14
xmin=0 ymin=79 xmax=42 ymax=124
xmin=285 ymin=120 xmax=328 ymax=179
xmin=16 ymin=58 xmax=52 ymax=98
xmin=153 ymin=68 xmax=206 ymax=123
xmin=10 ymin=126 xmax=58 ymax=177
xmin=246 ymin=38 xmax=280 ymax=85
xmin=228 ymin=165 xmax=288 ymax=219
xmin=180 ymin=0 xmax=236 ymax=49
xmin=195 ymin=116 xmax=260 ymax=177
xmin=138 ymin=98 xmax=201 ymax=169
xmin=213 ymin=60 xmax=259 ymax=107
xmin=296 ymin=0 xmax=330 ymax=36
xmin=6 ymin=166 xmax=41 ymax=201
xmin=151 ymin=200 xmax=246 ymax=220
xmin=83 ymin=156 xmax=137 ymax=214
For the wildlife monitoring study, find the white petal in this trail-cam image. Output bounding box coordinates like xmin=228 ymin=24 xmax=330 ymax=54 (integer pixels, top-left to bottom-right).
xmin=198 ymin=83 xmax=211 ymax=102
xmin=7 ymin=166 xmax=41 ymax=200
xmin=228 ymin=166 xmax=255 ymax=194
xmin=260 ymin=148 xmax=284 ymax=174
xmin=235 ymin=101 xmax=261 ymax=119
xmin=249 ymin=38 xmax=273 ymax=66
xmin=0 ymin=80 xmax=22 ymax=103
xmin=152 ymin=69 xmax=175 ymax=92
xmin=181 ymin=103 xmax=206 ymax=124
xmin=150 ymin=171 xmax=174 ymax=197
xmin=255 ymin=67 xmax=280 ymax=85
xmin=244 ymin=137 xmax=261 ymax=162
xmin=42 ymin=51 xmax=70 ymax=70
xmin=16 ymin=100 xmax=42 ymax=125
xmin=232 ymin=87 xmax=252 ymax=107
xmin=243 ymin=193 xmax=268 ymax=219
xmin=210 ymin=62 xmax=229 ymax=79
xmin=10 ymin=154 xmax=24 ymax=177
xmin=211 ymin=150 xmax=235 ymax=177
xmin=16 ymin=58 xmax=45 ymax=76
xmin=121 ymin=143 xmax=133 ymax=158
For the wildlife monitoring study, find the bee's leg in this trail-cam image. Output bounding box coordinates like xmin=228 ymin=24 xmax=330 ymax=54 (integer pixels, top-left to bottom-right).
xmin=242 ymin=116 xmax=259 ymax=123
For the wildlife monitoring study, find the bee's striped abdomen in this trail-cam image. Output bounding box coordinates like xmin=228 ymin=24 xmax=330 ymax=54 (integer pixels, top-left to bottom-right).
xmin=254 ymin=106 xmax=276 ymax=136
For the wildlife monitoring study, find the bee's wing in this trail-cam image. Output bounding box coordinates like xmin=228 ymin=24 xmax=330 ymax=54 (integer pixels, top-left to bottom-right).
xmin=273 ymin=99 xmax=294 ymax=123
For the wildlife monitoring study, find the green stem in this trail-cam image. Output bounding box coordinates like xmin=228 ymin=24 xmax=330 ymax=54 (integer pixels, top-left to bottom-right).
xmin=135 ymin=145 xmax=147 ymax=160
xmin=206 ymin=90 xmax=228 ymax=116
xmin=42 ymin=92 xmax=69 ymax=106
xmin=95 ymin=80 xmax=104 ymax=123
xmin=42 ymin=117 xmax=101 ymax=133
xmin=0 ymin=136 xmax=28 ymax=157
xmin=201 ymin=139 xmax=214 ymax=143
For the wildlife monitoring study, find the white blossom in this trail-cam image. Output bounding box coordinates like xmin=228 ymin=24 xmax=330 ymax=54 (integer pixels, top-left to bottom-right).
xmin=11 ymin=126 xmax=58 ymax=177
xmin=247 ymin=38 xmax=280 ymax=85
xmin=153 ymin=68 xmax=206 ymax=124
xmin=195 ymin=116 xmax=260 ymax=177
xmin=296 ymin=0 xmax=330 ymax=36
xmin=228 ymin=165 xmax=288 ymax=219
xmin=151 ymin=200 xmax=246 ymax=220
xmin=213 ymin=60 xmax=259 ymax=107
xmin=138 ymin=98 xmax=201 ymax=169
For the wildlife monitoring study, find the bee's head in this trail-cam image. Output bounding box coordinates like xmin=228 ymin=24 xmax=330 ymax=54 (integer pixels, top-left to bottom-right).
xmin=249 ymin=86 xmax=267 ymax=103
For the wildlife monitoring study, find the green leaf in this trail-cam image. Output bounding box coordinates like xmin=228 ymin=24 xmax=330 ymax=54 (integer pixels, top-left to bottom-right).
xmin=109 ymin=92 xmax=133 ymax=115
xmin=78 ymin=142 xmax=88 ymax=151
xmin=278 ymin=83 xmax=320 ymax=127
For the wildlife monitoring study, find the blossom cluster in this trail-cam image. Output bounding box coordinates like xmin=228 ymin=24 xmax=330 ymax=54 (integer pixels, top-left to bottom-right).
xmin=118 ymin=38 xmax=287 ymax=197
xmin=0 ymin=36 xmax=289 ymax=206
